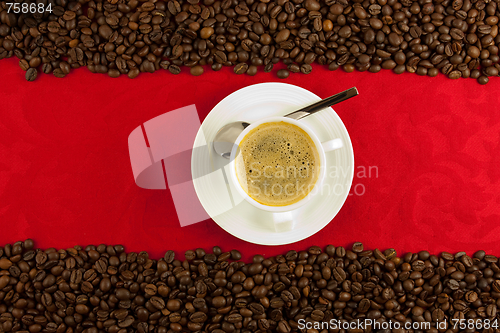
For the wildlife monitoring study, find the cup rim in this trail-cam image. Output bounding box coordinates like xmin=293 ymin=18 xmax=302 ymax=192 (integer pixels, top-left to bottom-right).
xmin=229 ymin=116 xmax=327 ymax=212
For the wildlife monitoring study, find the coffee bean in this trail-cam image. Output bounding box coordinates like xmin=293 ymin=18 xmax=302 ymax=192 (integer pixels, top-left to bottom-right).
xmin=19 ymin=59 xmax=30 ymax=71
xmin=169 ymin=311 xmax=181 ymax=323
xmin=277 ymin=69 xmax=290 ymax=79
xmin=7 ymin=0 xmax=486 ymax=78
xmin=240 ymin=65 xmax=255 ymax=76
xmin=0 ymin=275 xmax=9 ymax=289
xmin=300 ymin=64 xmax=312 ymax=74
xmin=0 ymin=0 xmax=497 ymax=83
xmin=333 ymin=266 xmax=346 ymax=282
xmin=275 ymin=29 xmax=290 ymax=43
xmin=230 ymin=250 xmax=242 ymax=260
xmin=214 ymin=51 xmax=227 ymax=64
xmin=286 ymin=63 xmax=299 ymax=73
xmin=484 ymin=66 xmax=499 ymax=77
xmin=352 ymin=242 xmax=363 ymax=253
xmin=190 ymin=66 xmax=204 ymax=76
xmin=487 ymin=304 xmax=497 ymax=317
xmin=478 ymin=75 xmax=489 ymax=84
xmin=248 ymin=302 xmax=265 ymax=315
xmin=234 ymin=63 xmax=249 ymax=74
xmin=211 ymin=246 xmax=222 ymax=257
xmin=5 ymin=240 xmax=500 ymax=333
xmin=164 ymin=250 xmax=175 ymax=263
xmin=81 ymin=280 xmax=93 ymax=292
xmin=226 ymin=313 xmax=242 ymax=323
xmin=25 ymin=68 xmax=38 ymax=82
xmin=307 ymin=246 xmax=320 ymax=255
xmin=168 ymin=65 xmax=181 ymax=75
xmin=143 ymin=284 xmax=156 ymax=296
xmin=160 ymin=60 xmax=170 ymax=70
xmin=478 ymin=25 xmax=492 ymax=35
xmin=122 ymin=67 xmax=137 ymax=78
xmin=448 ymin=70 xmax=461 ymax=79
xmin=217 ymin=252 xmax=230 ymax=262
xmin=171 ymin=45 xmax=184 ymax=60
xmin=148 ymin=296 xmax=165 ymax=310
xmin=313 ymin=18 xmax=322 ymax=32
xmin=277 ymin=320 xmax=291 ymax=333
xmin=187 ymin=311 xmax=205 ymax=324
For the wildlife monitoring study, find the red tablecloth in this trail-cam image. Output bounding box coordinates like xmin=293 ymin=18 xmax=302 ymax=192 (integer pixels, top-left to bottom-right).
xmin=1 ymin=57 xmax=499 ymax=261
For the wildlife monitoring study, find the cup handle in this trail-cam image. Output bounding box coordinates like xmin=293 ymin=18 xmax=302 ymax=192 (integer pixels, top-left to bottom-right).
xmin=322 ymin=138 xmax=343 ymax=152
xmin=273 ymin=212 xmax=294 ymax=232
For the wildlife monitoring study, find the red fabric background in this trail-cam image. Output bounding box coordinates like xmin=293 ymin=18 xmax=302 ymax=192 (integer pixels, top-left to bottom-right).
xmin=1 ymin=57 xmax=499 ymax=261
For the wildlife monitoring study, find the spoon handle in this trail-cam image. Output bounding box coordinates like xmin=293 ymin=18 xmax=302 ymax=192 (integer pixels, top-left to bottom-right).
xmin=284 ymin=87 xmax=359 ymax=120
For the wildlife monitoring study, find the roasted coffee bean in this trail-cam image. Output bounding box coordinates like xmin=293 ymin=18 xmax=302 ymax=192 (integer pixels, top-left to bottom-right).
xmin=277 ymin=69 xmax=290 ymax=79
xmin=287 ymin=63 xmax=300 ymax=73
xmin=247 ymin=65 xmax=258 ymax=76
xmin=333 ymin=266 xmax=347 ymax=282
xmin=328 ymin=62 xmax=339 ymax=71
xmin=478 ymin=75 xmax=489 ymax=84
xmin=264 ymin=63 xmax=274 ymax=73
xmin=190 ymin=66 xmax=204 ymax=76
xmin=234 ymin=63 xmax=249 ymax=74
xmin=484 ymin=66 xmax=499 ymax=77
xmin=278 ymin=320 xmax=291 ymax=333
xmin=3 ymin=240 xmax=500 ymax=333
xmin=1 ymin=0 xmax=495 ymax=82
xmin=230 ymin=250 xmax=242 ymax=260
xmin=276 ymin=29 xmax=290 ymax=43
xmin=169 ymin=65 xmax=181 ymax=75
xmin=144 ymin=284 xmax=157 ymax=295
xmin=164 ymin=250 xmax=175 ymax=263
xmin=227 ymin=313 xmax=243 ymax=323
xmin=19 ymin=59 xmax=30 ymax=71
xmin=249 ymin=303 xmax=265 ymax=315
xmin=190 ymin=312 xmax=207 ymax=323
xmin=301 ymin=64 xmax=312 ymax=74
xmin=150 ymin=296 xmax=165 ymax=310
xmin=214 ymin=51 xmax=227 ymax=64
xmin=41 ymin=64 xmax=53 ymax=75
xmin=352 ymin=242 xmax=363 ymax=253
xmin=25 ymin=68 xmax=37 ymax=82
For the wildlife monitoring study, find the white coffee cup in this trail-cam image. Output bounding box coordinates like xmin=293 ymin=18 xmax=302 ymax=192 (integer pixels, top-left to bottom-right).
xmin=228 ymin=116 xmax=343 ymax=232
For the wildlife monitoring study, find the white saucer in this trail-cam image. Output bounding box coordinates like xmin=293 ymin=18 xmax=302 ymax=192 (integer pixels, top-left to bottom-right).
xmin=191 ymin=83 xmax=354 ymax=245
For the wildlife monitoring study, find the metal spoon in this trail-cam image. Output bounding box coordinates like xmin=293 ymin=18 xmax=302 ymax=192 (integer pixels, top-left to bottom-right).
xmin=213 ymin=87 xmax=359 ymax=159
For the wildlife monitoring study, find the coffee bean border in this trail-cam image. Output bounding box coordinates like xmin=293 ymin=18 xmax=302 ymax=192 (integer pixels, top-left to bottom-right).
xmin=0 ymin=240 xmax=500 ymax=333
xmin=1 ymin=0 xmax=500 ymax=83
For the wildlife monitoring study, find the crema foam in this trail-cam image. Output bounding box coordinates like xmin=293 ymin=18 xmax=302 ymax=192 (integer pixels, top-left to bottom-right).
xmin=235 ymin=121 xmax=320 ymax=206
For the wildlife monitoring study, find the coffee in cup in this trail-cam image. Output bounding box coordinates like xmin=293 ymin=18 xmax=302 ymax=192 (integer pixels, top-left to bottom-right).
xmin=234 ymin=121 xmax=320 ymax=206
